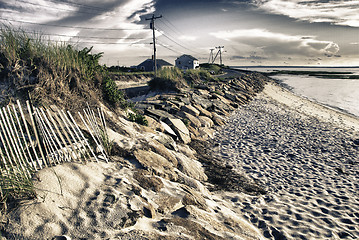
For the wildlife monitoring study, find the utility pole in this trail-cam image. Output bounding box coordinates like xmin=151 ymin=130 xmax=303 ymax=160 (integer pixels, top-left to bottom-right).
xmin=146 ymin=14 xmax=162 ymax=76
xmin=211 ymin=46 xmax=224 ymax=65
xmin=217 ymin=46 xmax=224 ymax=65
xmin=208 ymin=48 xmax=214 ymax=63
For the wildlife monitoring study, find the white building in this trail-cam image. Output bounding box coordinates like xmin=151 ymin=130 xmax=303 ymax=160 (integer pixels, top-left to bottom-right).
xmin=175 ymin=55 xmax=199 ymax=70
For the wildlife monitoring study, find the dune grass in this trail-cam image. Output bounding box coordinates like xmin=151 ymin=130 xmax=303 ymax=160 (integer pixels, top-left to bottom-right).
xmin=0 ymin=25 xmax=134 ymax=213
xmin=0 ymin=24 xmax=128 ymax=109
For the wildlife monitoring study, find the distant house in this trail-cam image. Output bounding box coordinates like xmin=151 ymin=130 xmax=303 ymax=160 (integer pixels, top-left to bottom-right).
xmin=137 ymin=59 xmax=173 ymax=72
xmin=175 ymin=55 xmax=199 ymax=70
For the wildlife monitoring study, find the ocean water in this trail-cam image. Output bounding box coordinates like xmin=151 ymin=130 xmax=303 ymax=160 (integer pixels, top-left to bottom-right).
xmin=235 ymin=67 xmax=359 ymax=118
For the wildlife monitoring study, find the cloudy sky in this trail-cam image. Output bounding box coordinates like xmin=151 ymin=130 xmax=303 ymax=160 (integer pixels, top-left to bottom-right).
xmin=1 ymin=0 xmax=359 ymax=66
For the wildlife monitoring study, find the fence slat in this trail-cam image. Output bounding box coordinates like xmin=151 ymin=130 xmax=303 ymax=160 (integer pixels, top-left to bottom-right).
xmin=46 ymin=109 xmax=73 ymax=162
xmin=26 ymin=101 xmax=47 ymax=168
xmin=17 ymin=100 xmax=42 ymax=170
xmin=12 ymin=104 xmax=37 ymax=171
xmin=59 ymin=110 xmax=90 ymax=160
xmin=34 ymin=108 xmax=60 ymax=165
xmin=6 ymin=106 xmax=34 ymax=172
xmin=0 ymin=108 xmax=30 ymax=179
xmin=68 ymin=111 xmax=98 ymax=162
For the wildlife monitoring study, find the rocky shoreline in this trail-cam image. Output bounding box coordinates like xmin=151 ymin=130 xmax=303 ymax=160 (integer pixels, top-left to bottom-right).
xmin=4 ymin=68 xmax=357 ymax=239
xmin=2 ymin=69 xmax=270 ymax=239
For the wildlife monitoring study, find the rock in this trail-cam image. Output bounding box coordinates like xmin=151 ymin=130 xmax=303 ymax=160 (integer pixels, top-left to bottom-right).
xmin=143 ymin=204 xmax=156 ymax=218
xmin=133 ymin=169 xmax=164 ymax=192
xmin=198 ymin=116 xmax=214 ymax=128
xmin=52 ymin=236 xmax=71 ymax=240
xmin=174 ymin=152 xmax=207 ymax=181
xmin=133 ymin=150 xmax=177 ymax=181
xmin=192 ymin=93 xmax=213 ymax=109
xmin=120 ymin=211 xmax=142 ymax=228
xmin=212 ymin=99 xmax=233 ymax=113
xmin=187 ymin=125 xmax=200 ymax=139
xmin=212 ymin=113 xmax=226 ymax=126
xmin=129 ymin=195 xmax=144 ymax=211
xmin=193 ymin=104 xmax=212 ymax=118
xmin=175 ymin=170 xmax=209 ymax=195
xmin=145 ymin=108 xmax=176 ymax=121
xmin=224 ymin=92 xmax=237 ymax=102
xmin=181 ymin=105 xmax=200 ymax=117
xmin=155 ymin=131 xmax=177 ymax=151
xmin=177 ymin=111 xmax=202 ymax=128
xmin=169 ymin=99 xmax=185 ymax=108
xmin=160 ymin=217 xmax=226 ymax=240
xmin=155 ymin=193 xmax=182 ymax=214
xmin=148 ymin=140 xmax=178 ymax=167
xmin=165 ymin=118 xmax=191 ymax=144
xmin=353 ymin=139 xmax=359 ymax=145
xmin=177 ymin=144 xmax=196 ymax=159
xmin=145 ymin=115 xmax=164 ymax=132
xmin=198 ymin=127 xmax=215 ymax=140
xmin=181 ymin=186 xmax=208 ymax=210
xmin=195 ymin=89 xmax=211 ymax=96
xmin=159 ymin=121 xmax=177 ymax=139
xmin=179 ymin=97 xmax=191 ymax=105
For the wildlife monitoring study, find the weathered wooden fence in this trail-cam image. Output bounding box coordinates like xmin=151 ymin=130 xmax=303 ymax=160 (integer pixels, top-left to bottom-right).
xmin=0 ymin=101 xmax=109 ymax=205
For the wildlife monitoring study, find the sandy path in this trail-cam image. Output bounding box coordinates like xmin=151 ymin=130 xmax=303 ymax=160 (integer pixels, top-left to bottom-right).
xmin=214 ymin=83 xmax=359 ymax=239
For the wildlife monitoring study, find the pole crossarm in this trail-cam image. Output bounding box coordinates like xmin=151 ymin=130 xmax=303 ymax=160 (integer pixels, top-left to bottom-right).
xmin=211 ymin=46 xmax=224 ymax=65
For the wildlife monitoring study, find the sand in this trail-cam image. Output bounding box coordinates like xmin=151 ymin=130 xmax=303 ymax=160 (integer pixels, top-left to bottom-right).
xmin=3 ymin=81 xmax=359 ymax=240
xmin=213 ymin=82 xmax=359 ymax=239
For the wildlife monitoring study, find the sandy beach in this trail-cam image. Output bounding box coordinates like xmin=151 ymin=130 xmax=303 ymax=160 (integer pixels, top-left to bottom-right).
xmin=2 ymin=78 xmax=359 ymax=240
xmin=214 ymin=82 xmax=359 ymax=239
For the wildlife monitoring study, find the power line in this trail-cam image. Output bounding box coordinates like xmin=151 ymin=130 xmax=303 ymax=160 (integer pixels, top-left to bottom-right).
xmin=156 ymin=28 xmax=200 ymax=55
xmin=30 ymin=38 xmax=147 ymax=45
xmin=16 ymin=30 xmax=148 ymax=40
xmin=156 ymin=23 xmax=202 ymax=56
xmin=161 ymin=16 xmax=183 ymax=36
xmin=158 ymin=18 xmax=182 ymax=37
xmin=157 ymin=40 xmax=182 ymax=55
xmin=0 ymin=17 xmax=148 ymax=31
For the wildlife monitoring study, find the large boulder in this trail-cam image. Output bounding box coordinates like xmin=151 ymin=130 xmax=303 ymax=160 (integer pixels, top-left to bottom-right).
xmin=148 ymin=140 xmax=178 ymax=167
xmin=174 ymin=152 xmax=207 ymax=182
xmin=198 ymin=127 xmax=215 ymax=140
xmin=133 ymin=150 xmax=177 ymax=181
xmin=177 ymin=111 xmax=202 ymax=128
xmin=191 ymin=93 xmax=213 ymax=109
xmin=193 ymin=104 xmax=212 ymax=118
xmin=181 ymin=105 xmax=200 ymax=117
xmin=212 ymin=113 xmax=226 ymax=126
xmin=165 ymin=118 xmax=191 ymax=144
xmin=198 ymin=116 xmax=214 ymax=128
xmin=145 ymin=115 xmax=164 ymax=132
xmin=145 ymin=109 xmax=176 ymax=121
xmin=160 ymin=121 xmax=177 ymax=139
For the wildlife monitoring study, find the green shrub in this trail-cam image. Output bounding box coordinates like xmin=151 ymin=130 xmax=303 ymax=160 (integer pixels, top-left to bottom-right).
xmin=102 ymin=77 xmax=129 ymax=108
xmin=127 ymin=112 xmax=148 ymax=126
